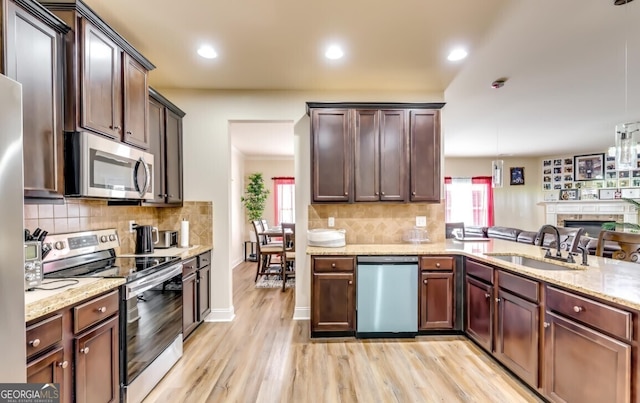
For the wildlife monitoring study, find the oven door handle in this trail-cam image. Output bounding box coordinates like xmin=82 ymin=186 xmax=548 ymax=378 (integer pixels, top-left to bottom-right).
xmin=126 ymin=263 xmax=183 ymax=299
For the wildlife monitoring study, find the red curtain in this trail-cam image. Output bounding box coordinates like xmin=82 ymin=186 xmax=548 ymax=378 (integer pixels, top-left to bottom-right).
xmin=273 ymin=177 xmax=295 ymax=225
xmin=472 ymin=176 xmax=494 ymax=226
xmin=444 ymin=176 xmax=494 ymax=226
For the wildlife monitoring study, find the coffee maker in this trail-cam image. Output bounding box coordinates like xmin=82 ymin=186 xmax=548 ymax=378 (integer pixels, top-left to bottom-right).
xmin=134 ymin=225 xmax=158 ymax=254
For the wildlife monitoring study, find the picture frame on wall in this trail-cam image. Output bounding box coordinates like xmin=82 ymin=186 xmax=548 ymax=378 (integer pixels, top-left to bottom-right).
xmin=574 ymin=153 xmax=605 ymax=181
xmin=580 ymin=188 xmax=598 ymax=200
xmin=510 ymin=167 xmax=525 ymax=185
xmin=559 ymin=188 xmax=579 ymax=200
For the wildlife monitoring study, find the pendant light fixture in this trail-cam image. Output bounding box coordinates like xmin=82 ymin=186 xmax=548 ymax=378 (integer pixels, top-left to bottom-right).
xmin=614 ymin=0 xmax=639 ymax=170
xmin=491 ymin=78 xmax=507 ymax=188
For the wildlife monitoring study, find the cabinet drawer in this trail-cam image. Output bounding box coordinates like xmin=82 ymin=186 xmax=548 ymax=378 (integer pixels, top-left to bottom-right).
xmin=198 ymin=251 xmax=211 ymax=268
xmin=183 ymin=257 xmax=197 ymax=276
xmin=313 ymin=256 xmax=355 ymax=272
xmin=419 ymin=256 xmax=453 ymax=271
xmin=26 ymin=314 xmax=62 ymax=360
xmin=547 ymin=286 xmax=632 ymax=341
xmin=498 ymin=270 xmax=539 ymax=303
xmin=73 ymin=290 xmax=119 ymax=334
xmin=466 ymin=259 xmax=493 ymax=284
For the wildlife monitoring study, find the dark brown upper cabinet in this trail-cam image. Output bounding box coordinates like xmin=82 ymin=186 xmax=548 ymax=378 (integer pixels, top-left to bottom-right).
xmin=308 ymin=102 xmax=444 ymax=204
xmin=41 ymin=0 xmax=155 ymax=149
xmin=145 ymin=88 xmax=185 ymax=206
xmin=3 ymin=0 xmax=69 ymax=202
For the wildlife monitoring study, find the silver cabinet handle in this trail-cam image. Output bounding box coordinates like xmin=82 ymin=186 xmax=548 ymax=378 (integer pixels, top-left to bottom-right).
xmin=412 ymin=191 xmax=416 ymax=195
xmin=573 ymin=306 xmax=583 ymax=313
xmin=97 ymin=306 xmax=106 ymax=313
xmin=348 ymin=280 xmax=353 ymax=285
xmin=544 ymin=322 xmax=550 ymax=328
xmin=126 ymin=131 xmax=132 ymax=135
xmin=423 ymin=279 xmax=428 ymax=284
xmin=381 ymin=192 xmax=385 ymax=195
xmin=435 ymin=263 xmax=441 ymax=268
xmin=29 ymin=338 xmax=40 ymax=347
xmin=80 ymin=347 xmax=90 ymax=355
xmin=58 ymin=361 xmax=69 ymax=368
xmin=331 ymin=263 xmax=336 ymax=268
xmin=495 ymin=298 xmax=501 ymax=302
xmin=484 ymin=293 xmax=490 ymax=299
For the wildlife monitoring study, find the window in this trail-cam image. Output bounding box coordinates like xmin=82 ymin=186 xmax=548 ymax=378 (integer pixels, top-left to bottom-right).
xmin=444 ymin=176 xmax=494 ymax=227
xmin=273 ymin=177 xmax=295 ymax=225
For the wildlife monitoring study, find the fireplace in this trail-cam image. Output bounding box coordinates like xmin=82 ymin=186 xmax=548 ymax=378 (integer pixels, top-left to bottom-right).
xmin=564 ymin=220 xmax=612 ymax=238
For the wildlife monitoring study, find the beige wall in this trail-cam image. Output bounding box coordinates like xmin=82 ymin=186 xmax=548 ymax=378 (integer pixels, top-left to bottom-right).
xmin=158 ymin=89 xmax=443 ymax=319
xmin=444 ymin=157 xmax=545 ymax=231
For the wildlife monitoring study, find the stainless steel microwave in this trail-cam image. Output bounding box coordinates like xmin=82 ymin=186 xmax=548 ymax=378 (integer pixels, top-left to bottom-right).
xmin=65 ymin=131 xmax=154 ymax=200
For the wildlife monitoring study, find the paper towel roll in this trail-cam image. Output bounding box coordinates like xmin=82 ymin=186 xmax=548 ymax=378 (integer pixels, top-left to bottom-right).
xmin=180 ymin=220 xmax=189 ymax=247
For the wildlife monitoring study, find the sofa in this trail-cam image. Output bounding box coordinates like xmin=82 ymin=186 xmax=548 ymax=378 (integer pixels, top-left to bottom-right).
xmin=463 ymin=225 xmax=619 ymax=256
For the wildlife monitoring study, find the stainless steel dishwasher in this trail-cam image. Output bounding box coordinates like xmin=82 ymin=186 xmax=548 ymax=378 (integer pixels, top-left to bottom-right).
xmin=356 ymin=256 xmax=418 ymax=338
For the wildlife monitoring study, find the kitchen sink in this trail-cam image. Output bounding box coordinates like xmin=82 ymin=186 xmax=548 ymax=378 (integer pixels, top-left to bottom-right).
xmin=489 ymin=254 xmax=573 ymax=270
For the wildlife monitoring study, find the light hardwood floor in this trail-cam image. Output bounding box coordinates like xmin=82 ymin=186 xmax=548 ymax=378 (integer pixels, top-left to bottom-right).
xmin=143 ymin=261 xmax=543 ymax=403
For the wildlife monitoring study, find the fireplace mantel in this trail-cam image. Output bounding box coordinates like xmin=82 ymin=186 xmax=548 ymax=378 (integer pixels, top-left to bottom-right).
xmin=539 ymin=200 xmax=638 ymax=226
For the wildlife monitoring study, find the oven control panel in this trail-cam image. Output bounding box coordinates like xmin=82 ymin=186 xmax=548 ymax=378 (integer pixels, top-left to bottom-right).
xmin=42 ymin=229 xmax=119 ymax=262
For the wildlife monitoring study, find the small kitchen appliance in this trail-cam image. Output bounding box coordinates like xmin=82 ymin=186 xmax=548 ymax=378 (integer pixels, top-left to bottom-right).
xmin=134 ymin=225 xmax=158 ymax=254
xmin=24 ymin=241 xmax=42 ymax=290
xmin=156 ymin=230 xmax=178 ymax=249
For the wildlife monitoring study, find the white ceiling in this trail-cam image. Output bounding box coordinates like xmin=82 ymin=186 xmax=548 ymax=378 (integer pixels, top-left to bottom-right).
xmin=230 ymin=121 xmax=294 ymax=158
xmin=83 ymin=0 xmax=640 ymax=157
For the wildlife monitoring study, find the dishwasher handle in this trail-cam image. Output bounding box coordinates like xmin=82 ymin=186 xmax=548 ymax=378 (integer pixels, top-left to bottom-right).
xmin=357 ymin=256 xmax=419 ymax=264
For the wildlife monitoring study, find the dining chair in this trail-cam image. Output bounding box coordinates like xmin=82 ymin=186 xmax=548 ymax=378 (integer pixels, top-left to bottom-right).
xmin=260 ymin=218 xmax=282 ymax=246
xmin=445 ymin=222 xmax=465 ymax=239
xmin=596 ymin=230 xmax=640 ymax=262
xmin=280 ymin=223 xmax=295 ymax=292
xmin=252 ymin=220 xmax=282 ymax=281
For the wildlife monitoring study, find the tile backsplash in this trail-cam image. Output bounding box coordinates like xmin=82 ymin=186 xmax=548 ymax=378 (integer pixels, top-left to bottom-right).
xmin=308 ymin=203 xmax=445 ymax=244
xmin=24 ymin=200 xmax=213 ymax=254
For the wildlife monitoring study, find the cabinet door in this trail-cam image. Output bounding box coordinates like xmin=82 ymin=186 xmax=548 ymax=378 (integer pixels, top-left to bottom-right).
xmin=27 ymin=346 xmax=66 ymax=387
xmin=81 ymin=20 xmax=122 ymax=139
xmin=123 ymin=54 xmax=149 ymax=149
xmin=74 ymin=315 xmax=119 ymax=403
xmin=5 ymin=1 xmax=64 ymax=200
xmin=354 ymin=110 xmax=379 ymax=201
xmin=165 ymin=109 xmax=183 ymax=204
xmin=379 ymin=110 xmax=406 ymax=201
xmin=495 ymin=289 xmax=539 ymax=387
xmin=147 ymin=97 xmax=166 ymax=203
xmin=311 ymin=272 xmax=355 ymax=332
xmin=198 ymin=265 xmax=211 ymax=320
xmin=182 ymin=273 xmax=198 ymax=339
xmin=311 ymin=109 xmax=351 ymax=202
xmin=409 ymin=110 xmax=440 ymax=202
xmin=545 ymin=311 xmax=631 ymax=403
xmin=466 ymin=275 xmax=493 ymax=351
xmin=419 ymin=272 xmax=454 ymax=330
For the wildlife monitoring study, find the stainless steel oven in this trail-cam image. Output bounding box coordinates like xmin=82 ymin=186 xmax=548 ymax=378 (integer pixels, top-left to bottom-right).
xmin=122 ymin=261 xmax=183 ymax=403
xmin=64 ymin=131 xmax=154 ymax=200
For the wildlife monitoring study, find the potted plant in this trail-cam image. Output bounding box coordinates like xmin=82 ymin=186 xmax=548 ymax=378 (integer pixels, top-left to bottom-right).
xmin=242 ymin=173 xmax=270 ymax=244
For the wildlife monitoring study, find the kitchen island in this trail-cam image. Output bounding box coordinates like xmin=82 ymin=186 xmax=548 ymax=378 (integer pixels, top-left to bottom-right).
xmin=308 ymin=239 xmax=640 ymax=403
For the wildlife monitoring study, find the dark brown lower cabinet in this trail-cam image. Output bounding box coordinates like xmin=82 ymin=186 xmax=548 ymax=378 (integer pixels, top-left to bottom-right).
xmin=182 ymin=272 xmax=199 ymax=339
xmin=495 ymin=289 xmax=539 ymax=387
xmin=419 ymin=272 xmax=454 ymax=330
xmin=466 ymin=275 xmax=493 ymax=351
xmin=545 ymin=311 xmax=631 ymax=403
xmin=198 ymin=265 xmax=212 ymax=320
xmin=74 ymin=315 xmax=119 ymax=403
xmin=311 ymin=272 xmax=355 ymax=333
xmin=27 ymin=346 xmax=65 ymax=384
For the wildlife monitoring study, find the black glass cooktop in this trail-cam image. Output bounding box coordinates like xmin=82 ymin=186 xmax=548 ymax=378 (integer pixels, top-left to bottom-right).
xmin=45 ymin=255 xmax=181 ymax=282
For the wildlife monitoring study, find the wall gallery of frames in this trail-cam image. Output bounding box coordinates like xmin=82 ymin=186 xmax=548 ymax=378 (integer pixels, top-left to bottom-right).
xmin=542 ymin=151 xmax=640 ymax=201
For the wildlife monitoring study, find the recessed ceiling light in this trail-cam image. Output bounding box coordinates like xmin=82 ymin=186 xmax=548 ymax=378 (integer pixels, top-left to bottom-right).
xmin=197 ymin=45 xmax=218 ymax=59
xmin=325 ymin=45 xmax=344 ymax=60
xmin=447 ymin=48 xmax=468 ymax=62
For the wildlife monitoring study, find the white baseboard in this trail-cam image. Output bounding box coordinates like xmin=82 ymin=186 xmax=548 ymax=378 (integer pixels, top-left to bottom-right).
xmin=293 ymin=306 xmax=310 ymax=320
xmin=204 ymin=306 xmax=236 ymax=322
xmin=231 ymin=257 xmax=244 ymax=268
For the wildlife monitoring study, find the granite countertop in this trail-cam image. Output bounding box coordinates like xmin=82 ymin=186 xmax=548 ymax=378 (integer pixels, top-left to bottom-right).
xmin=26 ymin=278 xmax=126 ymax=322
xmin=307 ymin=239 xmax=640 ymax=311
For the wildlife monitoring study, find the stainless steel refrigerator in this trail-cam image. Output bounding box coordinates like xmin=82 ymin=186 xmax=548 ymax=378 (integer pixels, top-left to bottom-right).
xmin=0 ymin=74 xmax=26 ymax=382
